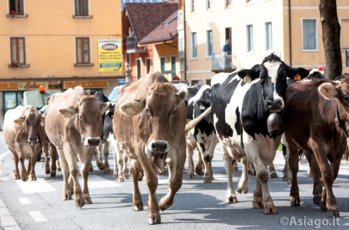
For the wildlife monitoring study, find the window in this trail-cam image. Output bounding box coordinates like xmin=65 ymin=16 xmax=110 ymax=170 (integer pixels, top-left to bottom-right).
xmin=207 ymin=30 xmax=213 ymax=57
xmin=10 ymin=37 xmax=26 ymax=66
xmin=146 ymin=58 xmax=151 ymax=75
xmin=191 ymin=32 xmax=197 ymax=58
xmin=225 ymin=0 xmax=231 ymax=7
xmin=136 ymin=59 xmax=142 ymax=79
xmin=76 ymin=37 xmax=90 ymax=64
xmin=207 ymin=0 xmax=211 ymax=9
xmin=75 ymin=0 xmax=89 ymax=16
xmin=9 ymin=0 xmax=24 ymax=15
xmin=3 ymin=92 xmax=23 ymax=114
xmin=246 ymin=24 xmax=253 ymax=52
xmin=160 ymin=57 xmax=166 ymax=73
xmin=303 ymin=19 xmax=317 ymax=50
xmin=191 ymin=0 xmax=195 ymax=12
xmin=265 ymin=22 xmax=272 ymax=50
xmin=171 ymin=56 xmax=176 ymax=78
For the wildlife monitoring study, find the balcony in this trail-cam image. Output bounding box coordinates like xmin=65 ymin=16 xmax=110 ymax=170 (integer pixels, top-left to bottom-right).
xmin=211 ymin=53 xmax=236 ymax=73
xmin=126 ymin=36 xmax=147 ymax=54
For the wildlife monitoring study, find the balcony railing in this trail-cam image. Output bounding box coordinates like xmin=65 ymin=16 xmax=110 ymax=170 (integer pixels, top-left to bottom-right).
xmin=126 ymin=36 xmax=147 ymax=54
xmin=211 ymin=53 xmax=236 ymax=73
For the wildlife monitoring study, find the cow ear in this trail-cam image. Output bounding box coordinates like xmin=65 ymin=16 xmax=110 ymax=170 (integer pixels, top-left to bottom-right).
xmin=238 ymin=65 xmax=260 ymax=83
xmin=99 ymin=102 xmax=110 ymax=116
xmin=176 ymin=88 xmax=188 ymax=106
xmin=318 ymin=82 xmax=338 ymax=100
xmin=120 ymin=100 xmax=145 ymax=116
xmin=14 ymin=117 xmax=25 ymax=125
xmin=58 ymin=107 xmax=78 ymax=118
xmin=289 ymin=67 xmax=309 ymax=81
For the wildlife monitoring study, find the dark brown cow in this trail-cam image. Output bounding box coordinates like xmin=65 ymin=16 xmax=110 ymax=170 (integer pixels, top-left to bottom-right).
xmin=113 ymin=72 xmax=187 ymax=224
xmin=283 ymin=75 xmax=349 ymax=217
xmin=3 ymin=105 xmax=43 ymax=181
xmin=45 ymin=86 xmax=108 ymax=207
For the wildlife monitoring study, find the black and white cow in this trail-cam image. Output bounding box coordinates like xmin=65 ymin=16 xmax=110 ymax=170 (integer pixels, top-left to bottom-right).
xmin=211 ymin=54 xmax=308 ymax=214
xmin=186 ymin=85 xmax=218 ymax=183
xmin=95 ymin=91 xmax=129 ymax=181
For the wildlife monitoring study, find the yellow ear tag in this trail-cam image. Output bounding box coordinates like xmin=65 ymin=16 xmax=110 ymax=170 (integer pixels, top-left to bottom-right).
xmin=294 ymin=74 xmax=301 ymax=81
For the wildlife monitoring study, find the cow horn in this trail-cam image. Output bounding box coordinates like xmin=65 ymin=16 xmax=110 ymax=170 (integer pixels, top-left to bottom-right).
xmin=185 ymin=106 xmax=212 ymax=134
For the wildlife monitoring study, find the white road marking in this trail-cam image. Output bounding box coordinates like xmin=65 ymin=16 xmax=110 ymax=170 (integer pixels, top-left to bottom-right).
xmin=28 ymin=211 xmax=47 ymax=222
xmin=16 ymin=178 xmax=56 ymax=194
xmin=82 ymin=175 xmax=122 ymax=189
xmin=18 ymin=197 xmax=32 ymax=205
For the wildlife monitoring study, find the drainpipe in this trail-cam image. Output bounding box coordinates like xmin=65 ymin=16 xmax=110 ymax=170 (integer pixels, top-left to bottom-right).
xmin=183 ymin=0 xmax=187 ymax=82
xmin=288 ymin=0 xmax=293 ymax=66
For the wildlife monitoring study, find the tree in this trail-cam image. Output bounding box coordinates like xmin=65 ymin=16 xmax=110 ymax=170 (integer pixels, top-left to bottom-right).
xmin=319 ymin=0 xmax=342 ymax=79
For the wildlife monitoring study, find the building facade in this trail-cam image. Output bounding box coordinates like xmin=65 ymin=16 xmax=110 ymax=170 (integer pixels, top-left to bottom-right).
xmin=0 ymin=0 xmax=123 ymax=127
xmin=180 ymin=0 xmax=349 ymax=85
xmin=123 ymin=2 xmax=179 ymax=82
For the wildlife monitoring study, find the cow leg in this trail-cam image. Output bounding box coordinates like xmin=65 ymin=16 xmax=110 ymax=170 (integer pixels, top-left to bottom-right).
xmin=288 ymin=145 xmax=300 ymax=207
xmin=186 ymin=140 xmax=195 ymax=179
xmin=195 ymin=151 xmax=204 ymax=176
xmin=237 ymin=157 xmax=249 ymax=194
xmin=43 ymin=142 xmax=50 ymax=175
xmin=29 ymin=154 xmax=37 ymax=181
xmin=137 ymin=148 xmax=161 ymax=225
xmin=112 ymin=141 xmax=124 ymax=181
xmin=19 ymin=156 xmax=28 ymax=182
xmin=57 ymin=148 xmax=72 ymax=200
xmin=159 ymin=146 xmax=186 ymax=213
xmin=102 ymin=141 xmax=111 ymax=174
xmin=123 ymin=154 xmax=129 ymax=180
xmin=311 ymin=145 xmax=339 ymax=217
xmin=12 ymin=151 xmax=20 ymax=179
xmin=130 ymin=159 xmax=143 ymax=211
xmin=49 ymin=144 xmax=58 ymax=177
xmin=306 ymin=153 xmax=322 ymax=205
xmin=80 ymin=161 xmax=93 ymax=205
xmin=268 ymin=162 xmax=277 ymax=178
xmin=203 ymin=154 xmax=213 ymax=183
xmin=95 ymin=145 xmax=105 ymax=171
xmin=223 ymin=146 xmax=238 ymax=204
xmin=66 ymin=153 xmax=85 ymax=208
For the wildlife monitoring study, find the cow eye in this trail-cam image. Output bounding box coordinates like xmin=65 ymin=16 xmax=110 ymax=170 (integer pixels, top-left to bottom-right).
xmin=343 ymin=95 xmax=349 ymax=103
xmin=79 ymin=115 xmax=83 ymax=120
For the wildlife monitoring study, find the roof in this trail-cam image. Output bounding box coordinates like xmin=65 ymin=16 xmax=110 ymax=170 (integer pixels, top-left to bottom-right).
xmin=139 ymin=11 xmax=178 ymax=45
xmin=125 ymin=2 xmax=178 ymax=44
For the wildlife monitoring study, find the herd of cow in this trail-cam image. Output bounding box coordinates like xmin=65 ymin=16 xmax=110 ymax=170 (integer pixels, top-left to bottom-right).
xmin=2 ymin=54 xmax=348 ymax=225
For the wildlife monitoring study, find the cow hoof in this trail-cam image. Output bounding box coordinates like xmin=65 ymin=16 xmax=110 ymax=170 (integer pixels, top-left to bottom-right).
xmin=75 ymin=199 xmax=85 ymax=208
xmin=225 ymin=196 xmax=238 ymax=204
xmin=148 ymin=216 xmax=161 ymax=225
xmin=31 ymin=176 xmax=37 ymax=181
xmin=133 ymin=203 xmax=143 ymax=211
xmin=263 ymin=206 xmax=278 ymax=215
xmin=45 ymin=168 xmax=50 ymax=175
xmin=290 ymin=196 xmax=300 ymax=207
xmin=203 ymin=177 xmax=212 ymax=183
xmin=188 ymin=173 xmax=194 ymax=179
xmin=113 ymin=173 xmax=118 ymax=180
xmin=14 ymin=174 xmax=20 ymax=180
xmin=96 ymin=162 xmax=105 ymax=171
xmin=237 ymin=185 xmax=248 ymax=194
xmin=119 ymin=177 xmax=125 ymax=182
xmin=21 ymin=176 xmax=28 ymax=182
xmin=328 ymin=208 xmax=340 ymax=218
xmin=195 ymin=169 xmax=203 ymax=176
xmin=124 ymin=174 xmax=129 ymax=180
xmin=103 ymin=167 xmax=111 ymax=174
xmin=50 ymin=171 xmax=56 ymax=177
xmin=269 ymin=172 xmax=278 ymax=178
xmin=313 ymin=196 xmax=321 ymax=205
xmin=85 ymin=196 xmax=92 ymax=204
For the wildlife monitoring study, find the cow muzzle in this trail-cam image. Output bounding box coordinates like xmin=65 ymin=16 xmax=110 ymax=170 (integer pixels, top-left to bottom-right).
xmin=28 ymin=137 xmax=39 ymax=145
xmin=146 ymin=140 xmax=169 ymax=158
xmin=83 ymin=137 xmax=101 ymax=146
xmin=266 ymin=98 xmax=284 ymax=112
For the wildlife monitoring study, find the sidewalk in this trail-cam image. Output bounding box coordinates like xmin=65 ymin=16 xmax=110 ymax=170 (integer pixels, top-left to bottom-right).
xmin=0 ymin=150 xmax=21 ymax=230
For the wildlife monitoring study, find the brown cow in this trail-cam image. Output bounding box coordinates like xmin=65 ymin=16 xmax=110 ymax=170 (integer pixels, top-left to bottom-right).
xmin=44 ymin=86 xmax=108 ymax=207
xmin=113 ymin=72 xmax=187 ymax=224
xmin=283 ymin=75 xmax=349 ymax=217
xmin=3 ymin=105 xmax=43 ymax=181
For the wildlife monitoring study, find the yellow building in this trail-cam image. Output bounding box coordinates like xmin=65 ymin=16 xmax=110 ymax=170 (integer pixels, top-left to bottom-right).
xmin=180 ymin=0 xmax=349 ymax=85
xmin=0 ymin=0 xmax=123 ymax=126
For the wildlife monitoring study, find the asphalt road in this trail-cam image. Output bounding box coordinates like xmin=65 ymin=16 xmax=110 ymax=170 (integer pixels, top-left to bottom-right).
xmin=0 ymin=132 xmax=348 ymax=230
